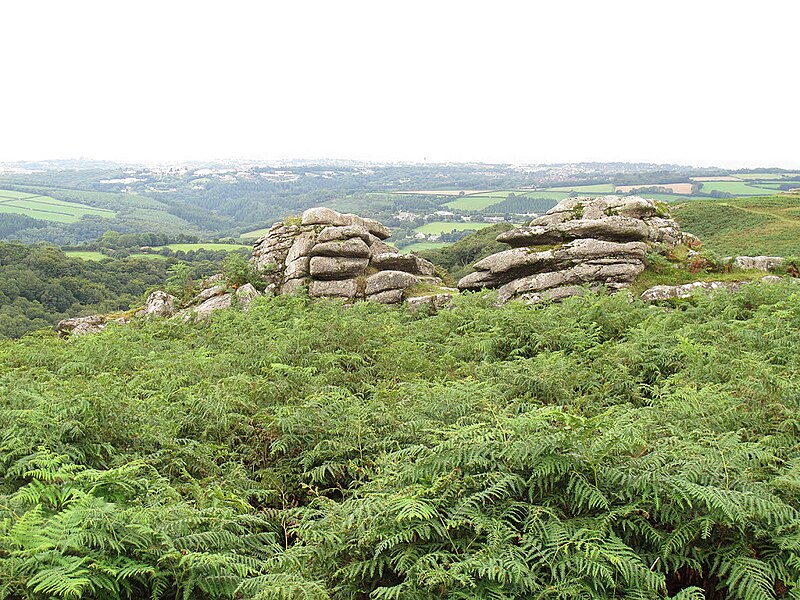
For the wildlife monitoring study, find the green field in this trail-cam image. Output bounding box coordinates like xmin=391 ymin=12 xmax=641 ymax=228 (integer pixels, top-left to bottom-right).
xmin=735 ymin=173 xmax=800 ymax=180
xmin=127 ymin=253 xmax=170 ymax=260
xmin=444 ymin=196 xmax=507 ymax=211
xmin=673 ymin=195 xmax=800 ymax=256
xmin=240 ymin=227 xmax=272 ymax=239
xmin=414 ymin=221 xmax=495 ymax=235
xmin=632 ymin=193 xmax=719 ymax=203
xmin=0 ymin=189 xmax=115 ymax=223
xmin=64 ymin=250 xmax=109 ymax=261
xmin=445 ymin=190 xmax=572 ymax=211
xmin=399 ymin=241 xmax=450 ymax=253
xmin=156 ymin=243 xmax=248 ymax=252
xmin=698 ymin=181 xmax=781 ymax=196
xmin=543 ymin=183 xmax=615 ymax=193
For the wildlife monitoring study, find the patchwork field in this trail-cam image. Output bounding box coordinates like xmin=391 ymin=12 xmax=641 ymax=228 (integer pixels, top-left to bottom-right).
xmin=445 ymin=190 xmax=571 ymax=211
xmin=443 ymin=195 xmax=508 ymax=211
xmin=414 ymin=221 xmax=495 ymax=235
xmin=616 ymin=183 xmax=694 ymax=195
xmin=673 ymin=195 xmax=800 ymax=256
xmin=632 ymin=193 xmax=718 ymax=203
xmin=543 ymin=183 xmax=615 ymax=193
xmin=395 ymin=190 xmax=493 ymax=196
xmin=734 ymin=173 xmax=800 ymax=180
xmin=697 ymin=181 xmax=780 ymax=196
xmin=0 ymin=189 xmax=115 ymax=223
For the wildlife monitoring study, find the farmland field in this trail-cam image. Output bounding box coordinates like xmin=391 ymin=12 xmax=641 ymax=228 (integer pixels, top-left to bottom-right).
xmin=240 ymin=227 xmax=272 ymax=239
xmin=0 ymin=189 xmax=115 ymax=223
xmin=394 ymin=190 xmax=493 ymax=196
xmin=734 ymin=173 xmax=800 ymax=180
xmin=543 ymin=183 xmax=615 ymax=193
xmin=399 ymin=241 xmax=450 ymax=253
xmin=616 ymin=183 xmax=693 ymax=195
xmin=64 ymin=251 xmax=109 ymax=261
xmin=445 ymin=190 xmax=572 ymax=211
xmin=127 ymin=253 xmax=169 ymax=260
xmin=698 ymin=181 xmax=784 ymax=196
xmin=156 ymin=243 xmax=248 ymax=252
xmin=444 ymin=195 xmax=508 ymax=211
xmin=414 ymin=221 xmax=495 ymax=235
xmin=633 ymin=193 xmax=719 ymax=203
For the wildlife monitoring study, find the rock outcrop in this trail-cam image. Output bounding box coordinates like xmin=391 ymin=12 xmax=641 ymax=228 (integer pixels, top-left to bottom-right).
xmin=251 ymin=207 xmax=451 ymax=304
xmin=641 ymin=275 xmax=792 ymax=302
xmin=728 ymin=256 xmax=783 ymax=272
xmin=458 ymin=195 xmax=696 ymax=303
xmin=56 ymin=315 xmax=110 ymax=337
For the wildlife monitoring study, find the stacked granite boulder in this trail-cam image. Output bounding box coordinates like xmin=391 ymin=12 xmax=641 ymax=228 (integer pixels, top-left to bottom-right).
xmin=458 ymin=195 xmax=696 ymax=303
xmin=251 ymin=207 xmax=450 ymax=304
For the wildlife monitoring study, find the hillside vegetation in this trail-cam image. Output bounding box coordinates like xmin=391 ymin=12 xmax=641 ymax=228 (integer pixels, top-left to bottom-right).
xmin=2 ymin=287 xmax=800 ymax=598
xmin=0 ymin=243 xmax=234 ymax=339
xmin=673 ymin=194 xmax=800 ymax=256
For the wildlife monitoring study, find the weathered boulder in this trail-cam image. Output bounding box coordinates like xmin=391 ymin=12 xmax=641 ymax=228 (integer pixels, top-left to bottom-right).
xmin=731 ymin=256 xmax=783 ymax=271
xmin=310 ymin=238 xmax=371 ymax=259
xmin=496 ymin=217 xmax=649 ymax=247
xmin=137 ymin=290 xmax=177 ymax=318
xmin=301 ymin=207 xmax=390 ymax=239
xmin=56 ymin=315 xmax=108 ymax=337
xmin=370 ymin=252 xmax=436 ymax=276
xmin=365 ymin=270 xmax=420 ymax=296
xmin=641 ymin=281 xmax=745 ymax=302
xmin=309 ymin=256 xmax=370 ymax=280
xmin=183 ymin=293 xmax=233 ymax=321
xmin=405 ymin=293 xmax=455 ymax=312
xmin=309 ymin=279 xmax=359 ymax=299
xmin=235 ymin=283 xmax=261 ymax=309
xmin=190 ymin=285 xmax=225 ymax=305
xmin=641 ymin=275 xmax=794 ymax=302
xmin=367 ymin=289 xmax=405 ymax=304
xmin=458 ymin=195 xmax=692 ymax=303
xmin=317 ymin=224 xmax=371 ymax=244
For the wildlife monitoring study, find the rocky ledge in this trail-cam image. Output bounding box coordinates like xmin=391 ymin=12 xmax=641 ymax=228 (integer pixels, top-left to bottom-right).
xmin=457 ymin=195 xmax=698 ymax=303
xmin=251 ymin=207 xmax=453 ymax=304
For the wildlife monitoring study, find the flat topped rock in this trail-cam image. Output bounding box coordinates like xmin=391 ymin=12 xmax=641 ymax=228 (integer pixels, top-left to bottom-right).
xmin=497 ymin=216 xmax=649 ymax=247
xmin=301 ymin=207 xmax=391 ymax=239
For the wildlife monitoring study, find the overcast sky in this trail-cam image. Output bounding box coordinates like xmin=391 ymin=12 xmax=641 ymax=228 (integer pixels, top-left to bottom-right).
xmin=2 ymin=1 xmax=798 ymax=168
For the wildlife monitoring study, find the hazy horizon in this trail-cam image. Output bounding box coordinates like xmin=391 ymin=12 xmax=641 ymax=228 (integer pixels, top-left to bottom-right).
xmin=2 ymin=1 xmax=798 ymax=169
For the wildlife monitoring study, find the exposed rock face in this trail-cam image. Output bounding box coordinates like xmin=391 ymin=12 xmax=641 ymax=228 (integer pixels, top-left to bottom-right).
xmin=641 ymin=275 xmax=793 ymax=302
xmin=136 ymin=291 xmax=177 ymax=318
xmin=250 ymin=207 xmax=446 ymax=303
xmin=730 ymin=256 xmax=783 ymax=272
xmin=458 ymin=195 xmax=695 ymax=303
xmin=56 ymin=315 xmax=109 ymax=337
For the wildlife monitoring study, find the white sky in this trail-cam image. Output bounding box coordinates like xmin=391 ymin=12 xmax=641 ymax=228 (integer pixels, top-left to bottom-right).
xmin=1 ymin=1 xmax=798 ymax=168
